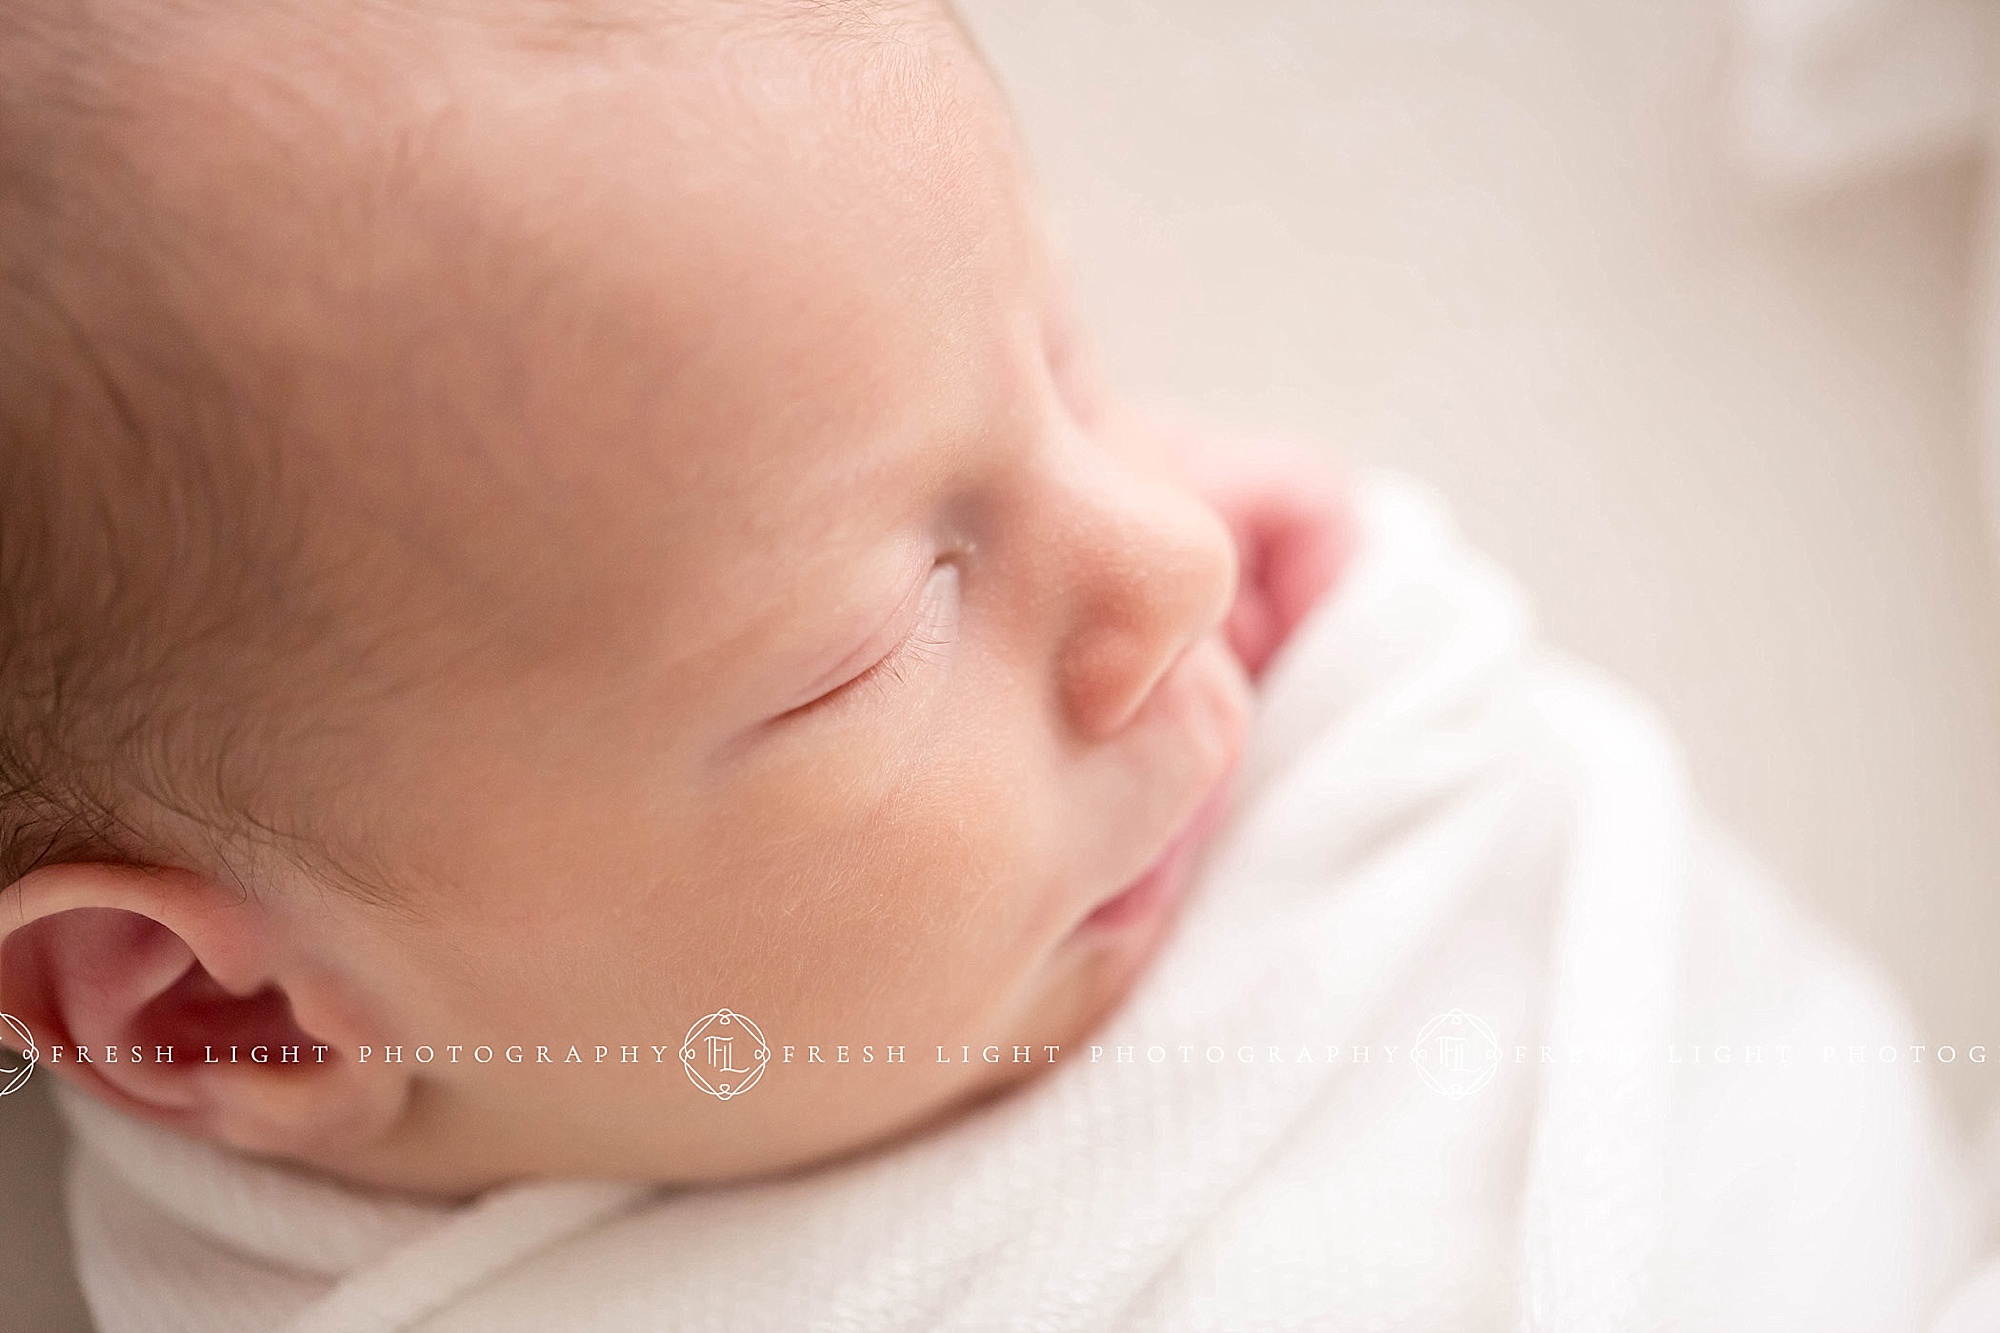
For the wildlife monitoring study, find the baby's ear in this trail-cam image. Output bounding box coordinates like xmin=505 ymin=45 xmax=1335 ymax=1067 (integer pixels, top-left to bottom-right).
xmin=0 ymin=862 xmax=407 ymax=1160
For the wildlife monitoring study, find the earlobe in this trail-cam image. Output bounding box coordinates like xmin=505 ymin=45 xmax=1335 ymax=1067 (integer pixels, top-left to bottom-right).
xmin=0 ymin=860 xmax=408 ymax=1160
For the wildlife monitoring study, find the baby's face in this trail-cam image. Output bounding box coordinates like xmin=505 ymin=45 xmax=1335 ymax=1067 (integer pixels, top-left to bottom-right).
xmin=59 ymin=8 xmax=1248 ymax=1189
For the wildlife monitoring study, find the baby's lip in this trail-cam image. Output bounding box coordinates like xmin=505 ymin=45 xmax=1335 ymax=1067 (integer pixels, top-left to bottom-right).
xmin=1071 ymin=632 xmax=1250 ymax=934
xmin=1077 ymin=762 xmax=1237 ymax=932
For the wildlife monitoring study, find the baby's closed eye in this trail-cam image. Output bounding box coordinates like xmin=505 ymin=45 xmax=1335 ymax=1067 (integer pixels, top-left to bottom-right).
xmin=784 ymin=560 xmax=961 ymax=719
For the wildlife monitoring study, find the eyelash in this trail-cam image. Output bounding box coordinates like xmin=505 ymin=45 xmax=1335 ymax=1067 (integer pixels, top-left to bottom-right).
xmin=846 ymin=619 xmax=954 ymax=698
xmin=804 ymin=562 xmax=961 ymax=714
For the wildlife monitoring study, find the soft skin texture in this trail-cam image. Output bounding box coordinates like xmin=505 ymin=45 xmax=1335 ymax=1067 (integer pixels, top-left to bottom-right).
xmin=0 ymin=3 xmax=1346 ymax=1194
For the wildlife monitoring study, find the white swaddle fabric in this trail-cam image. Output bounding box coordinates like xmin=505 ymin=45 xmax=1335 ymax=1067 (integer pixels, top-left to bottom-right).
xmin=62 ymin=473 xmax=1979 ymax=1332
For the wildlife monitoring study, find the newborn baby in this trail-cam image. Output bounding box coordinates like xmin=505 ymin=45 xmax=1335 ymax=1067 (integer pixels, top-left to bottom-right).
xmin=0 ymin=2 xmax=1981 ymax=1330
xmin=3 ymin=0 xmax=1330 ymax=1186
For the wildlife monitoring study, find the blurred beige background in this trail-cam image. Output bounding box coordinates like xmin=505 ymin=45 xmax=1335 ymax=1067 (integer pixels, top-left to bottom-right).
xmin=6 ymin=1 xmax=1999 ymax=1327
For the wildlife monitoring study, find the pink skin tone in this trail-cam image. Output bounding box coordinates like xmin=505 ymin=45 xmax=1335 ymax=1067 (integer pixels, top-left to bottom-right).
xmin=0 ymin=8 xmax=1346 ymax=1194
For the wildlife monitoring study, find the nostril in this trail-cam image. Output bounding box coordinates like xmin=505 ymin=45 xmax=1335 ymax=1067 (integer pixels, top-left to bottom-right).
xmin=1061 ymin=554 xmax=1232 ymax=742
xmin=1062 ymin=622 xmax=1154 ymax=741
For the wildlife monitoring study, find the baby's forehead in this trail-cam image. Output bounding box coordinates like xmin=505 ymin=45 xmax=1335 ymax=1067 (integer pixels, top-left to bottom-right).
xmin=96 ymin=9 xmax=997 ymax=481
xmin=161 ymin=1 xmax=1009 ymax=639
xmin=6 ymin=0 xmax=1016 ymax=702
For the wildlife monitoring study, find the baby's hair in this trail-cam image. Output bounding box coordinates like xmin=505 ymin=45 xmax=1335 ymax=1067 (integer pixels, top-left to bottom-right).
xmin=0 ymin=3 xmax=255 ymax=883
xmin=0 ymin=0 xmax=963 ymax=890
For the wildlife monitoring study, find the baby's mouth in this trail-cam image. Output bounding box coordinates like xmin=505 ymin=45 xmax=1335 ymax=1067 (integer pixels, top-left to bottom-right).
xmin=1077 ymin=769 xmax=1235 ymax=933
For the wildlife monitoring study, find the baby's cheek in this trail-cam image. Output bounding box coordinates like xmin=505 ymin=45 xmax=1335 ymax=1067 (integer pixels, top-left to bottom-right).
xmin=711 ymin=715 xmax=1056 ymax=1038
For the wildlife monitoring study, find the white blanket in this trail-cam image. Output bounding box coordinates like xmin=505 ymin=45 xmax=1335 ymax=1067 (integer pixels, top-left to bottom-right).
xmin=63 ymin=474 xmax=1982 ymax=1332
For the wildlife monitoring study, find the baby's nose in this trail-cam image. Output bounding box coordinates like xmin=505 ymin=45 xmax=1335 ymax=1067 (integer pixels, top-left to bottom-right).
xmin=1054 ymin=470 xmax=1236 ymax=743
